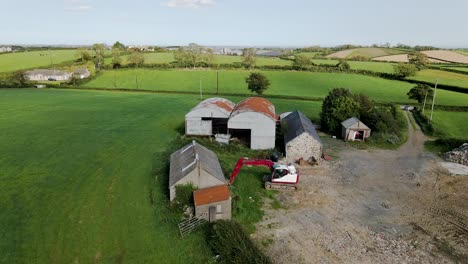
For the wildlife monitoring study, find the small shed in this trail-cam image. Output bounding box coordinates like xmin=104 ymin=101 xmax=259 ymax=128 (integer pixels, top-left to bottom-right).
xmin=341 ymin=117 xmax=371 ymax=141
xmin=228 ymin=97 xmax=277 ymax=150
xmin=169 ymin=141 xmax=225 ymax=201
xmin=282 ymin=110 xmax=323 ymax=162
xmin=194 ymin=185 xmax=231 ymax=222
xmin=185 ymin=98 xmax=235 ymax=136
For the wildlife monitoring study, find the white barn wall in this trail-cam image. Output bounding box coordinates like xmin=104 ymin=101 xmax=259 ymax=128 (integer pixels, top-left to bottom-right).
xmin=185 ymin=108 xmax=229 ymax=136
xmin=228 ymin=112 xmax=276 ymax=150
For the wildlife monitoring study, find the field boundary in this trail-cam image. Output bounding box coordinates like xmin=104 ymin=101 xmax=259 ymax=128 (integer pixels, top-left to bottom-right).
xmin=43 ymin=87 xmax=468 ymax=111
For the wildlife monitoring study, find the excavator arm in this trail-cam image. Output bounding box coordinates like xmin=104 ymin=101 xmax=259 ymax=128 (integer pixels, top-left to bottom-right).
xmin=229 ymin=157 xmax=275 ymax=184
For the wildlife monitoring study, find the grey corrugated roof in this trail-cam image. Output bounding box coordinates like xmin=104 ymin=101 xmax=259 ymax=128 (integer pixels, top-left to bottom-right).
xmin=169 ymin=141 xmax=225 ymax=187
xmin=73 ymin=68 xmax=90 ymax=75
xmin=24 ymin=69 xmax=70 ymax=76
xmin=282 ymin=110 xmax=322 ymax=144
xmin=341 ymin=117 xmax=368 ymax=129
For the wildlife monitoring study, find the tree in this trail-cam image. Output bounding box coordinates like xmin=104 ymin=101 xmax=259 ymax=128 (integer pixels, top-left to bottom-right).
xmin=204 ymin=48 xmax=215 ymax=66
xmin=320 ymin=88 xmax=360 ymax=134
xmin=75 ymin=48 xmax=92 ymax=62
xmin=407 ymin=84 xmax=433 ymax=104
xmin=336 ymin=59 xmax=350 ymax=71
xmin=292 ymin=54 xmax=312 ymax=70
xmin=393 ymin=63 xmax=417 ymax=78
xmin=111 ymin=48 xmax=122 ymax=68
xmin=112 ymin=41 xmax=126 ymax=50
xmin=245 ymin=72 xmax=270 ymax=95
xmin=242 ymin=48 xmax=256 ymax=69
xmin=408 ymin=52 xmax=428 ymax=70
xmin=92 ymin=43 xmax=106 ymax=70
xmin=127 ymin=51 xmax=145 ymax=67
xmin=174 ymin=43 xmax=205 ymax=68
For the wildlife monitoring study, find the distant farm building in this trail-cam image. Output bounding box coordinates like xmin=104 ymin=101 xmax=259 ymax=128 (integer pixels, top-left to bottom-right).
xmin=185 ymin=98 xmax=235 ymax=136
xmin=0 ymin=46 xmax=12 ymax=53
xmin=194 ymin=185 xmax=231 ymax=222
xmin=228 ymin=97 xmax=277 ymax=150
xmin=341 ymin=117 xmax=371 ymax=141
xmin=169 ymin=141 xmax=225 ymax=201
xmin=24 ymin=69 xmax=72 ymax=81
xmin=282 ymin=110 xmax=323 ymax=162
xmin=73 ymin=68 xmax=90 ymax=79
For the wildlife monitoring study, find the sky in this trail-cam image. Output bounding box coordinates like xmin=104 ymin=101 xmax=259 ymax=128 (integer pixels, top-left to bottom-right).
xmin=1 ymin=0 xmax=467 ymax=48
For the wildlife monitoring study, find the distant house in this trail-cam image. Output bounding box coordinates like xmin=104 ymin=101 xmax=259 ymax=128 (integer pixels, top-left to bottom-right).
xmin=24 ymin=70 xmax=72 ymax=81
xmin=73 ymin=68 xmax=90 ymax=79
xmin=341 ymin=117 xmax=371 ymax=141
xmin=169 ymin=141 xmax=226 ymax=201
xmin=194 ymin=185 xmax=231 ymax=222
xmin=0 ymin=46 xmax=12 ymax=53
xmin=282 ymin=110 xmax=323 ymax=163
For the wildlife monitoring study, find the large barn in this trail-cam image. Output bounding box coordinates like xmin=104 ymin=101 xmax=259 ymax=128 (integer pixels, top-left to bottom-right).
xmin=185 ymin=98 xmax=235 ymax=136
xmin=228 ymin=97 xmax=277 ymax=150
xmin=282 ymin=110 xmax=323 ymax=163
xmin=341 ymin=117 xmax=371 ymax=141
xmin=169 ymin=141 xmax=226 ymax=201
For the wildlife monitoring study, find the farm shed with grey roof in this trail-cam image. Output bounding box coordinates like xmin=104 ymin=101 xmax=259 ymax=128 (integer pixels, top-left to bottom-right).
xmin=169 ymin=140 xmax=225 ymax=201
xmin=341 ymin=117 xmax=371 ymax=141
xmin=73 ymin=68 xmax=90 ymax=79
xmin=185 ymin=98 xmax=235 ymax=136
xmin=282 ymin=110 xmax=323 ymax=163
xmin=228 ymin=97 xmax=277 ymax=150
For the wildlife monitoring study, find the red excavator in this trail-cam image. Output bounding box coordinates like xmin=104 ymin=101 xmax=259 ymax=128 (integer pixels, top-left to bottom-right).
xmin=229 ymin=157 xmax=299 ymax=190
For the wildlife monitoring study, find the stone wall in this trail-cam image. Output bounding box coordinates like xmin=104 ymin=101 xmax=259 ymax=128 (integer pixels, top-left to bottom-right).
xmin=443 ymin=143 xmax=468 ymax=166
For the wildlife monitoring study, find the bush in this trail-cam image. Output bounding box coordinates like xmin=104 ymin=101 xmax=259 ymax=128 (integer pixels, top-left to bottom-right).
xmin=170 ymin=183 xmax=196 ymax=213
xmin=209 ymin=220 xmax=271 ymax=264
xmin=412 ymin=108 xmax=434 ymax=135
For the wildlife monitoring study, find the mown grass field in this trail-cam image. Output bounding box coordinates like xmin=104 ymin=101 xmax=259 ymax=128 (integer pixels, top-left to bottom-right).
xmin=431 ymin=111 xmax=468 ymax=139
xmin=0 ymin=50 xmax=78 ymax=73
xmin=82 ymin=69 xmax=468 ymax=106
xmin=212 ymin=55 xmax=292 ymax=66
xmin=295 ymin=52 xmax=320 ymax=58
xmin=408 ymin=69 xmax=468 ymax=89
xmin=0 ymin=88 xmax=321 ymax=263
xmin=327 ymin=47 xmax=406 ymax=59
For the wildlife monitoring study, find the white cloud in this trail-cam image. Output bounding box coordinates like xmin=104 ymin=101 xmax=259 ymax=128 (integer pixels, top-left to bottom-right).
xmin=65 ymin=5 xmax=93 ymax=11
xmin=164 ymin=0 xmax=216 ymax=8
xmin=64 ymin=0 xmax=93 ymax=11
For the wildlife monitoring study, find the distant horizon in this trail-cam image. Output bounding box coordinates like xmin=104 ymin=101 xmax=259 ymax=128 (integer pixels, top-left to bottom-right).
xmin=1 ymin=43 xmax=467 ymax=50
xmin=2 ymin=0 xmax=467 ymax=49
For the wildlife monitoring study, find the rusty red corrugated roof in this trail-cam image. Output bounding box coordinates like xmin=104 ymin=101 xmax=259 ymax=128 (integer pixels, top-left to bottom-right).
xmin=230 ymin=97 xmax=276 ymax=121
xmin=194 ymin=185 xmax=230 ymax=206
xmin=192 ymin=98 xmax=235 ymax=114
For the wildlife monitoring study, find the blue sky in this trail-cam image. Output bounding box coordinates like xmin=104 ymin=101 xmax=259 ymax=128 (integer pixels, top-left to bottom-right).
xmin=1 ymin=0 xmax=467 ymax=47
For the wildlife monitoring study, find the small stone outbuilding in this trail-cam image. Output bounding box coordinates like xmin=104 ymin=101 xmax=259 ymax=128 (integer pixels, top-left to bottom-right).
xmin=341 ymin=117 xmax=371 ymax=141
xmin=185 ymin=98 xmax=235 ymax=136
xmin=282 ymin=110 xmax=323 ymax=163
xmin=169 ymin=141 xmax=225 ymax=201
xmin=194 ymin=185 xmax=231 ymax=222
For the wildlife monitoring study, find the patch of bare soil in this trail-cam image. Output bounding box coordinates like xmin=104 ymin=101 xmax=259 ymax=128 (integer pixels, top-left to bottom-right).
xmin=422 ymin=50 xmax=468 ymax=64
xmin=254 ymin=113 xmax=468 ymax=263
xmin=372 ymin=54 xmax=447 ymax=63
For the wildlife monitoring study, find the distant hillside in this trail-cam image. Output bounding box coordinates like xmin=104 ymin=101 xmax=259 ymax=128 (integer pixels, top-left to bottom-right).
xmin=326 ymin=48 xmax=405 ymax=59
xmin=372 ymin=50 xmax=468 ymax=64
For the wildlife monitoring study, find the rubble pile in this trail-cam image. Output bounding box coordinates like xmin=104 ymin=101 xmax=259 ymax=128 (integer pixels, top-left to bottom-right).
xmin=443 ymin=143 xmax=468 ymax=166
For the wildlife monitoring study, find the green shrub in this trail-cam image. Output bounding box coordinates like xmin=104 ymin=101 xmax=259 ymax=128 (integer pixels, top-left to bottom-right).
xmin=412 ymin=109 xmax=434 ymax=135
xmin=209 ymin=220 xmax=271 ymax=264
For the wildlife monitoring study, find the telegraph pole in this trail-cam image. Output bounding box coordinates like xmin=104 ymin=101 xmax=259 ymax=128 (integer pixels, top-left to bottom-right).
xmin=430 ymin=79 xmax=438 ymax=121
xmin=422 ymin=90 xmax=428 ymax=114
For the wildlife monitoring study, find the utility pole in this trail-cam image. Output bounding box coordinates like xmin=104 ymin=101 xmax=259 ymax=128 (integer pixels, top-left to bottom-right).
xmin=216 ymin=70 xmax=219 ymax=95
xmin=200 ymin=78 xmax=203 ymax=99
xmin=422 ymin=90 xmax=428 ymax=114
xmin=430 ymin=79 xmax=438 ymax=121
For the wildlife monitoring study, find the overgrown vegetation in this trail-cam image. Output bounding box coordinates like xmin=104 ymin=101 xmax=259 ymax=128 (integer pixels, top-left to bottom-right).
xmin=209 ymin=220 xmax=271 ymax=264
xmin=320 ymin=88 xmax=407 ymax=145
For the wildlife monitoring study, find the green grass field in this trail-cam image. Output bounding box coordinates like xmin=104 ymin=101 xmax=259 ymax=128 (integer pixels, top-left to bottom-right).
xmin=440 ymin=66 xmax=468 ymax=73
xmin=82 ymin=69 xmax=468 ymax=106
xmin=431 ymin=111 xmax=468 ymax=139
xmin=295 ymin=52 xmax=320 ymax=58
xmin=408 ymin=69 xmax=468 ymax=89
xmin=213 ymin=55 xmax=292 ymax=66
xmin=0 ymin=88 xmax=321 ymax=263
xmin=0 ymin=50 xmax=78 ymax=73
xmin=327 ymin=47 xmax=406 ymax=59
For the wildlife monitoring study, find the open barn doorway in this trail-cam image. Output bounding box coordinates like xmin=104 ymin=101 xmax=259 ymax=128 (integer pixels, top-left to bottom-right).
xmin=229 ymin=129 xmax=251 ymax=148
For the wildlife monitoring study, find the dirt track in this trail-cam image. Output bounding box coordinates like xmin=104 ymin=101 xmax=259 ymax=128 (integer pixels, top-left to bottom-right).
xmin=255 ymin=113 xmax=468 ymax=263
